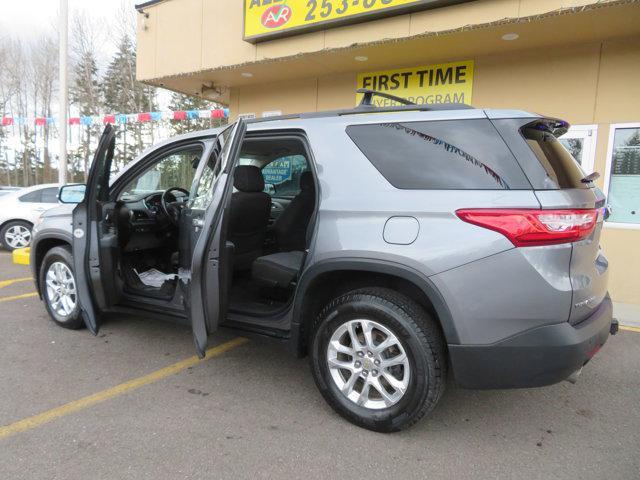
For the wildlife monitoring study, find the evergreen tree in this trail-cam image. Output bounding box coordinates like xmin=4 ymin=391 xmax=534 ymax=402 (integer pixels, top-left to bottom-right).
xmin=70 ymin=49 xmax=101 ymax=179
xmin=167 ymin=91 xmax=225 ymax=136
xmin=102 ymin=34 xmax=157 ymax=170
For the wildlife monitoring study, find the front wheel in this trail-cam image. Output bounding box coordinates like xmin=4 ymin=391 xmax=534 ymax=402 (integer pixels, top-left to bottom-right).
xmin=39 ymin=246 xmax=84 ymax=329
xmin=310 ymin=287 xmax=446 ymax=432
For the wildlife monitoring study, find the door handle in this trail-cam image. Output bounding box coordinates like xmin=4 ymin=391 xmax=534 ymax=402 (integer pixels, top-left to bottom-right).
xmin=33 ymin=207 xmax=46 ymax=212
xmin=193 ymin=218 xmax=204 ymax=228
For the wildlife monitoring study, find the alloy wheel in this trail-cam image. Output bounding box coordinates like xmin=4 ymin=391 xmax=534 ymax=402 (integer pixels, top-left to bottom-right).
xmin=45 ymin=261 xmax=77 ymax=318
xmin=326 ymin=319 xmax=411 ymax=409
xmin=4 ymin=225 xmax=31 ymax=249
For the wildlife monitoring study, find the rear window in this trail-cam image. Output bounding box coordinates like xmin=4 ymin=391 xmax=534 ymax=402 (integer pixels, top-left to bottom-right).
xmin=521 ymin=122 xmax=588 ymax=189
xmin=346 ymin=119 xmax=531 ymax=190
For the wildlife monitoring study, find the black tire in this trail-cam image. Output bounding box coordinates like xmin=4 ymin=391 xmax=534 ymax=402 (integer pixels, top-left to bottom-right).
xmin=309 ymin=287 xmax=446 ymax=432
xmin=39 ymin=246 xmax=84 ymax=330
xmin=0 ymin=220 xmax=33 ymax=251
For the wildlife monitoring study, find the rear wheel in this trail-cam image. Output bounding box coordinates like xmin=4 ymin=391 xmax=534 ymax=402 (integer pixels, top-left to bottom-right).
xmin=39 ymin=246 xmax=84 ymax=329
xmin=309 ymin=287 xmax=446 ymax=432
xmin=1 ymin=220 xmax=32 ymax=251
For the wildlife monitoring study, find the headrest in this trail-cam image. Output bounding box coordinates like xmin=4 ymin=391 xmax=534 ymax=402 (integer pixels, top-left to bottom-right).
xmin=300 ymin=171 xmax=314 ymax=191
xmin=234 ymin=165 xmax=264 ymax=192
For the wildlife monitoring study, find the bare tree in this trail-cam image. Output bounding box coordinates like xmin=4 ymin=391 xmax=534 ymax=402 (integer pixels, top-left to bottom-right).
xmin=0 ymin=41 xmax=16 ymax=113
xmin=0 ymin=40 xmax=16 ymax=185
xmin=70 ymin=11 xmax=103 ymax=180
xmin=102 ymin=1 xmax=157 ymax=169
xmin=5 ymin=39 xmax=35 ymax=186
xmin=31 ymin=36 xmax=58 ymax=183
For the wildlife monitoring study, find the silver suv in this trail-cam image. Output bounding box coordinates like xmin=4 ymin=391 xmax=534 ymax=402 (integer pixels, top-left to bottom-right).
xmin=30 ymin=91 xmax=616 ymax=432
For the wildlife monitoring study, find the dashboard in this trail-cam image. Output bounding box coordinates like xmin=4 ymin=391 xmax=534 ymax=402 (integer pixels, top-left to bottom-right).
xmin=118 ymin=190 xmax=187 ymax=235
xmin=113 ymin=189 xmax=188 ymax=252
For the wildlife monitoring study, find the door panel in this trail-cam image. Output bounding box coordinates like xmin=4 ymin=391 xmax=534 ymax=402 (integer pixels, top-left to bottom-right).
xmin=182 ymin=120 xmax=247 ymax=357
xmin=72 ymin=124 xmax=116 ymax=334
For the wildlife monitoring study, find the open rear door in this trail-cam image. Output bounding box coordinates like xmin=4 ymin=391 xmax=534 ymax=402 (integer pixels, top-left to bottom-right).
xmin=72 ymin=124 xmax=116 ymax=335
xmin=184 ymin=119 xmax=247 ymax=357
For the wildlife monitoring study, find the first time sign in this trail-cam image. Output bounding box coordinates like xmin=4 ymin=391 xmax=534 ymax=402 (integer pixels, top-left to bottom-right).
xmin=243 ymin=0 xmax=472 ymax=43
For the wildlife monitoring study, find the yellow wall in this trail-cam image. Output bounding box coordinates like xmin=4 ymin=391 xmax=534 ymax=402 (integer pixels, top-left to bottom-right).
xmin=136 ymin=0 xmax=624 ymax=81
xmin=230 ymin=36 xmax=640 ymax=123
xmin=228 ymin=36 xmax=640 ymax=304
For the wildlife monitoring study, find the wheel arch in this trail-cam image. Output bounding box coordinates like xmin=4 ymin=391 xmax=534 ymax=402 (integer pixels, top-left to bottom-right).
xmin=0 ymin=218 xmax=33 ymax=230
xmin=290 ymin=258 xmax=460 ymax=357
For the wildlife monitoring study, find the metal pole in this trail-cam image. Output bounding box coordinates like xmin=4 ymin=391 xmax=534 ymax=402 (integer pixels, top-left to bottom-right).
xmin=58 ymin=0 xmax=68 ymax=185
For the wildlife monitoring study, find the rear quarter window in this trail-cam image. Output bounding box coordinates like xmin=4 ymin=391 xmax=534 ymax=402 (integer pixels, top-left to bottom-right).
xmin=520 ymin=122 xmax=588 ymax=189
xmin=491 ymin=118 xmax=589 ymax=190
xmin=346 ymin=119 xmax=531 ymax=190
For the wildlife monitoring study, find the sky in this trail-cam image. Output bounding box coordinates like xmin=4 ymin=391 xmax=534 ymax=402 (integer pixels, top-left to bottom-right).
xmin=0 ymin=0 xmax=172 ymax=108
xmin=0 ymin=0 xmax=174 ymax=166
xmin=0 ymin=0 xmax=138 ymax=42
xmin=0 ymin=0 xmax=139 ymax=65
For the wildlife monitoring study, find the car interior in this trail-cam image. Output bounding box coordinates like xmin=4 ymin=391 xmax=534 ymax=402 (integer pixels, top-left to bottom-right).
xmin=108 ymin=134 xmax=316 ymax=321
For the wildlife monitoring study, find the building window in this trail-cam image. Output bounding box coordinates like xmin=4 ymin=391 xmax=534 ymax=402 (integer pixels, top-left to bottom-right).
xmin=559 ymin=125 xmax=598 ymax=174
xmin=604 ymin=123 xmax=640 ymax=227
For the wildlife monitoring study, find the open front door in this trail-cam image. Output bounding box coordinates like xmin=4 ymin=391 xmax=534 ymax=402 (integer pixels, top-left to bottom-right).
xmin=181 ymin=119 xmax=247 ymax=357
xmin=72 ymin=124 xmax=116 ymax=335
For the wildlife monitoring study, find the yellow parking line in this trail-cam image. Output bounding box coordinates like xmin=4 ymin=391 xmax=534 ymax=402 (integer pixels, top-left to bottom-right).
xmin=0 ymin=277 xmax=32 ymax=289
xmin=0 ymin=337 xmax=249 ymax=440
xmin=0 ymin=292 xmax=38 ymax=303
xmin=620 ymin=325 xmax=640 ymax=333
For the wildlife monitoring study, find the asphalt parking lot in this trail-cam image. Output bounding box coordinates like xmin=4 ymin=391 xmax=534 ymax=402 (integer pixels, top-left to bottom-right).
xmin=0 ymin=251 xmax=638 ymax=479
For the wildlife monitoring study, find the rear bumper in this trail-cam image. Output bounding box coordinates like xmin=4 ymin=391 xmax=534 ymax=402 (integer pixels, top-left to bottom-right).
xmin=448 ymin=294 xmax=613 ymax=389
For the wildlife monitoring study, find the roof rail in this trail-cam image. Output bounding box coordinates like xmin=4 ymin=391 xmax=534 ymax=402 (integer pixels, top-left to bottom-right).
xmin=356 ymin=88 xmax=416 ymax=107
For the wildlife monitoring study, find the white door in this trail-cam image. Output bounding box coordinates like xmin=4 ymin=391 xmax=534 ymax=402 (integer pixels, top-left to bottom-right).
xmin=559 ymin=125 xmax=598 ymax=174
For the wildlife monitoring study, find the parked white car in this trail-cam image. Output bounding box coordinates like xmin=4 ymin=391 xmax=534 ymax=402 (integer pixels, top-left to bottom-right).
xmin=0 ymin=186 xmax=22 ymax=197
xmin=0 ymin=183 xmax=61 ymax=251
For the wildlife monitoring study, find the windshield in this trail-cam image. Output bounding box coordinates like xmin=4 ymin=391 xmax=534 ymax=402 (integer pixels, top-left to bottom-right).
xmin=119 ymin=147 xmax=204 ymax=201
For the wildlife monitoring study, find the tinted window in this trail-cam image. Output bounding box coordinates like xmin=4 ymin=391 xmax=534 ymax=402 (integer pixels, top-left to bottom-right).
xmin=346 ymin=120 xmax=530 ymax=190
xmin=19 ymin=190 xmax=42 ymax=202
xmin=40 ymin=187 xmax=59 ymax=203
xmin=521 ymin=122 xmax=587 ymax=189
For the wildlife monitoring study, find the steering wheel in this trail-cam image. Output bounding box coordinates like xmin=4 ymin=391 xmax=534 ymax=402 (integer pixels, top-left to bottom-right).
xmin=160 ymin=187 xmax=190 ymax=226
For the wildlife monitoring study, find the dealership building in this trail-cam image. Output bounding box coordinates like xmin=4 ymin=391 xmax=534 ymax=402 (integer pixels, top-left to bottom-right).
xmin=135 ymin=0 xmax=640 ymax=310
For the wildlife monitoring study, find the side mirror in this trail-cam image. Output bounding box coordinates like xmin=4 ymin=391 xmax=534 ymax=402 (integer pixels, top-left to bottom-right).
xmin=58 ymin=184 xmax=86 ymax=204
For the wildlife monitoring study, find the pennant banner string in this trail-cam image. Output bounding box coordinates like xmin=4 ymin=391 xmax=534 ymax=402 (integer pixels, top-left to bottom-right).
xmin=0 ymin=108 xmax=229 ymax=127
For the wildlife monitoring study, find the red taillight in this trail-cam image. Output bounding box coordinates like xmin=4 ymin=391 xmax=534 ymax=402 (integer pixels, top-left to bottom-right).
xmin=586 ymin=343 xmax=602 ymax=359
xmin=456 ymin=208 xmax=598 ymax=247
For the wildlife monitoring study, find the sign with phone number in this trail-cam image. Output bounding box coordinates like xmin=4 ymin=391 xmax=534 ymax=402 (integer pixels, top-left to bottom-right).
xmin=243 ymin=0 xmax=470 ymax=43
